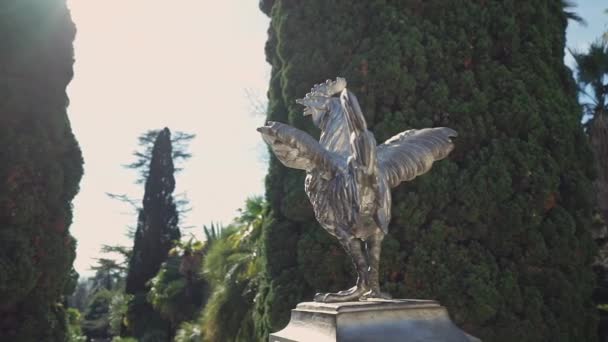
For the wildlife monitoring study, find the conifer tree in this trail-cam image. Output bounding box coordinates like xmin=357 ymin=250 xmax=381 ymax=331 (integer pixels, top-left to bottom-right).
xmin=124 ymin=128 xmax=181 ymax=339
xmin=256 ymin=1 xmax=597 ymax=341
xmin=0 ymin=0 xmax=83 ymax=340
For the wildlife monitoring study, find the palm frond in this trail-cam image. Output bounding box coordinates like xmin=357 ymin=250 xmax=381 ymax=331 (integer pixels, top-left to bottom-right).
xmin=562 ymin=0 xmax=587 ymax=26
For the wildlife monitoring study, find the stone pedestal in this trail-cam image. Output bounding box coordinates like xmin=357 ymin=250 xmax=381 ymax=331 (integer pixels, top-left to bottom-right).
xmin=269 ymin=299 xmax=479 ymax=342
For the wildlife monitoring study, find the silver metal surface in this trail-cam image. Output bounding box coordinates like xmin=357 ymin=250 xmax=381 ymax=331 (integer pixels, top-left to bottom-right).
xmin=258 ymin=77 xmax=457 ymax=302
xmin=269 ymin=300 xmax=475 ymax=342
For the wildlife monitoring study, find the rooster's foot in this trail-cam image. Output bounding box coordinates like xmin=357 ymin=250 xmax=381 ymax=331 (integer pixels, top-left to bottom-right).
xmin=336 ymin=285 xmax=357 ymax=295
xmin=360 ymin=289 xmax=392 ymax=301
xmin=314 ymin=286 xmax=368 ymax=302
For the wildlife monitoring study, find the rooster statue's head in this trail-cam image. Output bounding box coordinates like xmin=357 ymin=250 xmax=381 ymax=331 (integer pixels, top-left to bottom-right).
xmin=296 ymin=77 xmax=346 ymax=127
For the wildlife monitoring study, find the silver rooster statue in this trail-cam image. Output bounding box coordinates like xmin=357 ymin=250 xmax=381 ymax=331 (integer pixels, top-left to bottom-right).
xmin=257 ymin=77 xmax=457 ymax=302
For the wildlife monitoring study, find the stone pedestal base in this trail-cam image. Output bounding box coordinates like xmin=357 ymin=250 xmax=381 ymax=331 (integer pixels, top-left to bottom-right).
xmin=269 ymin=299 xmax=479 ymax=342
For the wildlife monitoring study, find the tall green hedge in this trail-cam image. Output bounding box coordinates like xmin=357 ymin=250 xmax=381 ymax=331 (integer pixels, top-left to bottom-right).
xmin=256 ymin=1 xmax=597 ymax=341
xmin=0 ymin=0 xmax=83 ymax=340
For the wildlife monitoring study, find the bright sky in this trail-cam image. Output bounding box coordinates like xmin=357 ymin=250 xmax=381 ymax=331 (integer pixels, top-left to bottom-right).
xmin=66 ymin=0 xmax=270 ymax=275
xmin=66 ymin=1 xmax=606 ymax=276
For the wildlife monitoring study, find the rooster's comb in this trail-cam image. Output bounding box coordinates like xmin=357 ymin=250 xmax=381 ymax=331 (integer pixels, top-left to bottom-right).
xmin=296 ymin=77 xmax=347 ymax=106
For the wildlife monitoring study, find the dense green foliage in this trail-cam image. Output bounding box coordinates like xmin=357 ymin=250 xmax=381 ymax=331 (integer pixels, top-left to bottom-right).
xmin=256 ymin=1 xmax=597 ymax=341
xmin=571 ymin=35 xmax=608 ymax=341
xmin=81 ymin=289 xmax=113 ymax=340
xmin=116 ymin=238 xmax=209 ymax=342
xmin=173 ymin=321 xmax=202 ymax=342
xmin=0 ymin=0 xmax=83 ymax=340
xmin=124 ymin=127 xmax=181 ymax=339
xmin=77 ymin=256 xmax=127 ymax=340
xmin=66 ymin=308 xmax=86 ymax=342
xmin=199 ymin=197 xmax=266 ymax=342
xmin=65 ymin=243 xmax=130 ymax=340
xmin=108 ymin=292 xmax=131 ymax=336
xmin=572 ymin=40 xmax=608 ymax=225
xmin=147 ymin=238 xmax=207 ymax=329
xmin=166 ymin=198 xmax=266 ymax=342
xmin=112 ymin=337 xmax=138 ymax=342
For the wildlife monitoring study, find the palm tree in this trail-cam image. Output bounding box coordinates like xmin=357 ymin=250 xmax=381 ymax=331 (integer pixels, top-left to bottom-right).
xmin=571 ymin=40 xmax=608 ymax=224
xmin=199 ymin=197 xmax=267 ymax=342
xmin=562 ymin=0 xmax=588 ymax=26
xmin=571 ymin=38 xmax=608 ymax=340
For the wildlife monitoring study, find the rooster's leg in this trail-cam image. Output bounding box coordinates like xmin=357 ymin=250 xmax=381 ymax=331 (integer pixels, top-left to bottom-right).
xmin=314 ymin=235 xmax=370 ymax=302
xmin=361 ymin=232 xmax=392 ymax=300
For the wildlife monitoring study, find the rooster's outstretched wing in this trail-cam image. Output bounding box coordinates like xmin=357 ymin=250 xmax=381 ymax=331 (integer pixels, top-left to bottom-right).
xmin=258 ymin=121 xmax=340 ymax=178
xmin=377 ymin=127 xmax=457 ymax=189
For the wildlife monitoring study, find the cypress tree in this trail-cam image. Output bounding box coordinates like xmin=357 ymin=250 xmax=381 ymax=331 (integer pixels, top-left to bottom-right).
xmin=0 ymin=0 xmax=83 ymax=340
xmin=124 ymin=127 xmax=180 ymax=339
xmin=256 ymin=1 xmax=597 ymax=341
